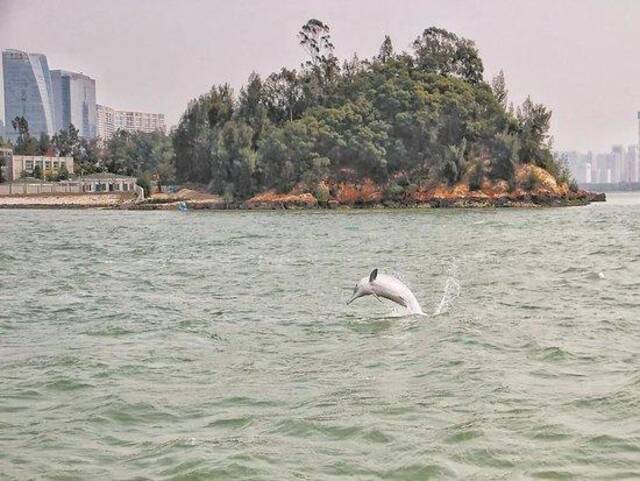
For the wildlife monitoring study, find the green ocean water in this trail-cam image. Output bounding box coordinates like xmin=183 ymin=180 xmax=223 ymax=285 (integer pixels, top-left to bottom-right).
xmin=1 ymin=193 xmax=639 ymax=480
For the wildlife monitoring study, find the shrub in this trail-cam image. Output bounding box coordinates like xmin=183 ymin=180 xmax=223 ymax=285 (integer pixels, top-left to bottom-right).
xmin=314 ymin=182 xmax=330 ymax=203
xmin=136 ymin=173 xmax=152 ymax=197
xmin=441 ymin=159 xmax=458 ymax=186
xmin=223 ymin=182 xmax=235 ymax=205
xmin=523 ymin=169 xmax=541 ymax=191
xmin=384 ymin=182 xmax=405 ymax=201
xmin=468 ymin=162 xmax=484 ymax=191
xmin=57 ymin=164 xmax=70 ymax=181
xmin=569 ymin=179 xmax=579 ymax=192
xmin=32 ymin=164 xmax=43 ymax=179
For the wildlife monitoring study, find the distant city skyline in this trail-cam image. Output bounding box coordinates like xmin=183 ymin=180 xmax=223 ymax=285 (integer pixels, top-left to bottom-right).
xmin=3 ymin=0 xmax=640 ymax=150
xmin=1 ymin=47 xmax=166 ymax=141
xmin=563 ymin=145 xmax=640 ymax=185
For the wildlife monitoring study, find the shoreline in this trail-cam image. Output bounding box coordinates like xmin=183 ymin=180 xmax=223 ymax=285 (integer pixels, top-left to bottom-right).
xmin=0 ymin=191 xmax=605 ymax=210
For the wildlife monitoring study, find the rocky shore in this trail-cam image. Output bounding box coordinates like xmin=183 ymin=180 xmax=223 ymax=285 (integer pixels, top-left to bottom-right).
xmin=147 ymin=165 xmax=605 ymax=211
xmin=0 ymin=166 xmax=606 ymax=210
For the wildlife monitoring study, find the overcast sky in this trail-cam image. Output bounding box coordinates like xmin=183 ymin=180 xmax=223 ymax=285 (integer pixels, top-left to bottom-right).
xmin=1 ymin=0 xmax=639 ymax=151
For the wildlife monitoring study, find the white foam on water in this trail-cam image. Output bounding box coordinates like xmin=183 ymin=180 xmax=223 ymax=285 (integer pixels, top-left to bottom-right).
xmin=434 ymin=261 xmax=461 ymax=315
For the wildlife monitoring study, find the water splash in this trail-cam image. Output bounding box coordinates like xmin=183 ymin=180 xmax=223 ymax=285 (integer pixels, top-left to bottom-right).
xmin=434 ymin=260 xmax=461 ymax=315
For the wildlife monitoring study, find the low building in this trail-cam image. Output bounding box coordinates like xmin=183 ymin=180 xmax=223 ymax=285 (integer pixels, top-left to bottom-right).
xmin=0 ymin=147 xmax=12 ymax=182
xmin=7 ymin=153 xmax=74 ymax=181
xmin=78 ymin=173 xmax=137 ymax=193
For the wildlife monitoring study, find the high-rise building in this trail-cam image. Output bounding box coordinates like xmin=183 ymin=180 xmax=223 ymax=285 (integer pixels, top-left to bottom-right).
xmin=51 ymin=70 xmax=97 ymax=139
xmin=624 ymin=145 xmax=637 ymax=183
xmin=96 ymin=105 xmax=166 ymax=140
xmin=637 ymin=112 xmax=640 ymax=152
xmin=611 ymin=145 xmax=624 ymax=183
xmin=2 ymin=49 xmax=56 ymax=140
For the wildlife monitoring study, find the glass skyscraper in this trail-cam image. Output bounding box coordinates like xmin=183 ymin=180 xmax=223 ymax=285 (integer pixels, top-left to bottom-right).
xmin=51 ymin=70 xmax=97 ymax=139
xmin=2 ymin=49 xmax=56 ymax=141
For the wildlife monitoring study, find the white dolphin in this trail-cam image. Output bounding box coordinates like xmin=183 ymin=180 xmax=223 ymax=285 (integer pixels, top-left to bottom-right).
xmin=347 ymin=269 xmax=423 ymax=315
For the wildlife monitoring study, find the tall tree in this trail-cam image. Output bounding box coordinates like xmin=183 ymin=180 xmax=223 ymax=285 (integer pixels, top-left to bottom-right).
xmin=412 ymin=27 xmax=484 ymax=83
xmin=238 ymin=72 xmax=271 ymax=147
xmin=517 ymin=96 xmax=553 ymax=168
xmin=11 ymin=116 xmax=38 ymax=155
xmin=378 ymin=35 xmax=394 ymax=63
xmin=263 ymin=68 xmax=304 ymax=123
xmin=38 ymin=134 xmax=52 ymax=155
xmin=52 ymin=124 xmax=80 ymax=157
xmin=491 ymin=70 xmax=508 ymax=107
xmin=298 ymin=19 xmax=334 ymax=69
xmin=212 ymin=120 xmax=256 ymax=197
xmin=173 ymin=85 xmax=234 ymax=183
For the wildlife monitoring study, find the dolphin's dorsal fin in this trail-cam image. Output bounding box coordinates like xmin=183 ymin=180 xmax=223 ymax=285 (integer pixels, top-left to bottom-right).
xmin=369 ymin=268 xmax=378 ymax=283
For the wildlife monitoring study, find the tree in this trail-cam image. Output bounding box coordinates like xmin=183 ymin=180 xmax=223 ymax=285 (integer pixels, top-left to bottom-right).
xmin=150 ymin=132 xmax=175 ymax=188
xmin=298 ymin=19 xmax=334 ymax=70
xmin=491 ymin=70 xmax=508 ymax=107
xmin=263 ymin=68 xmax=304 ymax=123
xmin=104 ymin=130 xmax=136 ymax=175
xmin=238 ymin=72 xmax=271 ymax=148
xmin=11 ymin=116 xmax=38 ymax=155
xmin=38 ymin=134 xmax=53 ymax=155
xmin=136 ymin=171 xmax=153 ymax=197
xmin=156 ymin=158 xmax=176 ymax=188
xmin=298 ymin=19 xmax=339 ymax=106
xmin=378 ymin=35 xmax=394 ymax=63
xmin=211 ymin=120 xmax=256 ymax=197
xmin=32 ymin=164 xmax=43 ymax=179
xmin=207 ymin=84 xmax=235 ymax=127
xmin=52 ymin=123 xmax=80 ymax=156
xmin=57 ymin=163 xmax=70 ymax=181
xmin=173 ymin=85 xmax=234 ymax=183
xmin=490 ymin=132 xmax=519 ymax=183
xmin=517 ymin=96 xmax=554 ymax=169
xmin=74 ymin=137 xmax=103 ymax=175
xmin=412 ymin=27 xmax=484 ymax=83
xmin=256 ymin=117 xmax=321 ymax=191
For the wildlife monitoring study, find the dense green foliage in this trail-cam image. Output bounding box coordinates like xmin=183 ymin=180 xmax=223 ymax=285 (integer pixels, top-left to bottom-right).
xmin=5 ymin=117 xmax=174 ymax=185
xmin=174 ymin=21 xmax=559 ymax=198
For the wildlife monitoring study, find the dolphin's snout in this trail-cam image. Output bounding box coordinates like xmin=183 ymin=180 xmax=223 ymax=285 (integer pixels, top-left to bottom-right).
xmin=347 ymin=291 xmax=361 ymax=305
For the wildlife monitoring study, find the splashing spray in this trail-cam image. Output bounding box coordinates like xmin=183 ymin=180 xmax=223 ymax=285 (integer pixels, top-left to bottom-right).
xmin=434 ymin=260 xmax=461 ymax=315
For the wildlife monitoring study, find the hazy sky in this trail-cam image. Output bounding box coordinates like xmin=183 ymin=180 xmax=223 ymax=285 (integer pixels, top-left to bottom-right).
xmin=1 ymin=0 xmax=639 ymax=151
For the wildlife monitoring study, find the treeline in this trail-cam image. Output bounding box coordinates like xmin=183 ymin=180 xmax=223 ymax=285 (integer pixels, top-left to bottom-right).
xmin=1 ymin=117 xmax=174 ymax=185
xmin=1 ymin=21 xmax=566 ymax=197
xmin=173 ymin=21 xmax=567 ymax=200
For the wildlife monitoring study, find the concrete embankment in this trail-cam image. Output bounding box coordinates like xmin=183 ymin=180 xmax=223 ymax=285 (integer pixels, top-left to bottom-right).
xmin=0 ymin=192 xmax=136 ymax=208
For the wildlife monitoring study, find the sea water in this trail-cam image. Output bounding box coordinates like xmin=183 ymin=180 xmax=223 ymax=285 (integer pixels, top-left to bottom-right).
xmin=1 ymin=193 xmax=639 ymax=480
